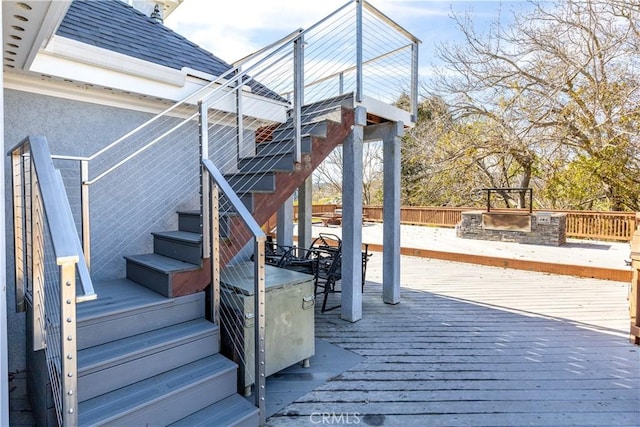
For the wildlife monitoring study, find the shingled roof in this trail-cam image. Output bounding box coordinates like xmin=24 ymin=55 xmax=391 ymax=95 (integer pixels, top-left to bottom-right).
xmin=57 ymin=0 xmax=233 ymax=79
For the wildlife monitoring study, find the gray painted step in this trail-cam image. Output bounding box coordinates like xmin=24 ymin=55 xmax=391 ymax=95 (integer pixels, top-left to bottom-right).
xmin=78 ymin=319 xmax=220 ymax=401
xmin=77 ymin=279 xmax=204 ymax=350
xmin=256 ymin=135 xmax=313 ymax=157
xmin=125 ymin=253 xmax=201 ymax=297
xmin=226 ymin=171 xmax=275 ymax=193
xmin=78 ymin=354 xmax=237 ymax=427
xmin=238 ymin=151 xmax=295 ymax=174
xmin=178 ymin=210 xmax=202 ymax=233
xmin=270 ymin=121 xmax=328 ymax=144
xmin=152 ymin=230 xmax=203 ymax=265
xmin=169 ymin=394 xmax=259 ymax=427
xmin=301 ymin=93 xmax=355 ymax=114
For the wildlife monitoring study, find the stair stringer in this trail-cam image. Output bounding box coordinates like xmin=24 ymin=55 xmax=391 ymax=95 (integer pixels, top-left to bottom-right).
xmin=221 ymin=106 xmax=355 ymax=265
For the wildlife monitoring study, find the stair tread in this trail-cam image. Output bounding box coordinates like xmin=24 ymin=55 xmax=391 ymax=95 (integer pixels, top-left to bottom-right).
xmin=152 ymin=230 xmax=202 ymax=244
xmin=169 ymin=394 xmax=258 ymax=427
xmin=78 ymin=354 xmax=236 ymax=425
xmin=125 ymin=253 xmax=200 ymax=273
xmin=77 ymin=278 xmax=172 ymax=321
xmin=78 ymin=318 xmax=218 ymax=373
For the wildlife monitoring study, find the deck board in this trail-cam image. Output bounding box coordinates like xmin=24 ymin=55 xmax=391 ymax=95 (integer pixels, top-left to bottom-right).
xmin=268 ymin=255 xmax=640 ymax=426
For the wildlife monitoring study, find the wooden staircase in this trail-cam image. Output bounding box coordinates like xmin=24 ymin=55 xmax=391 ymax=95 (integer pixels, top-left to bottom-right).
xmin=43 ymin=96 xmax=356 ymax=426
xmin=220 ymin=95 xmax=356 ymax=265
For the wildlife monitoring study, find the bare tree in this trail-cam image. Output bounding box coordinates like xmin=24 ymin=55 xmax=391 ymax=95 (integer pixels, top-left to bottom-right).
xmin=313 ymin=141 xmax=384 ymax=205
xmin=425 ymin=0 xmax=640 ymax=210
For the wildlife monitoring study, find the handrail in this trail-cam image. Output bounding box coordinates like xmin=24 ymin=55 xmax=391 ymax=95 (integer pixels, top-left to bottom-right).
xmin=10 ymin=135 xmax=97 ymax=426
xmin=362 ymin=0 xmax=421 ymax=43
xmin=202 ymin=158 xmax=266 ymax=425
xmin=17 ymin=136 xmax=97 ymax=300
xmin=280 ymin=43 xmax=414 ymax=97
xmin=203 ymin=159 xmax=265 ymax=240
xmin=50 ymin=28 xmax=304 ymax=165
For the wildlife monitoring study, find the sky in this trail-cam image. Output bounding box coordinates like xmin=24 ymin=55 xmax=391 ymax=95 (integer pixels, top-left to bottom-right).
xmin=164 ymin=0 xmax=535 ymax=80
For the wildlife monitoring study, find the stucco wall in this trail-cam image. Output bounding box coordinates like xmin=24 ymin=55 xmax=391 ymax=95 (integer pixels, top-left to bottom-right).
xmin=3 ymin=89 xmax=208 ymax=371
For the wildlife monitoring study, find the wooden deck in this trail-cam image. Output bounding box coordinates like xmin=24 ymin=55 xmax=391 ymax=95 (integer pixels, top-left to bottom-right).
xmin=268 ymin=255 xmax=640 ymax=426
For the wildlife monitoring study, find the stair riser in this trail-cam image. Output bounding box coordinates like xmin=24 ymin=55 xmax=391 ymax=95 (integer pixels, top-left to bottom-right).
xmin=79 ymin=332 xmax=219 ymax=402
xmin=126 ymin=261 xmax=172 ymax=297
xmin=271 ymin=121 xmax=328 ymax=142
xmin=77 ymin=293 xmax=204 ymax=350
xmin=238 ymin=152 xmax=294 ymax=173
xmin=83 ymin=363 xmax=237 ymax=427
xmin=227 ymin=173 xmax=275 ymax=193
xmin=154 ymin=237 xmax=202 ymax=265
xmin=256 ymin=136 xmax=312 ymax=157
xmin=178 ymin=212 xmax=202 ymax=233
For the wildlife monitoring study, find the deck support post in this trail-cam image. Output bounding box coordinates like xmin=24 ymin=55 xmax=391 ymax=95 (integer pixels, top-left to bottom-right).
xmin=341 ymin=106 xmax=366 ymax=322
xmin=382 ymin=122 xmax=403 ymax=304
xmin=298 ymin=177 xmax=313 ymax=250
xmin=277 ymin=195 xmax=294 ymax=248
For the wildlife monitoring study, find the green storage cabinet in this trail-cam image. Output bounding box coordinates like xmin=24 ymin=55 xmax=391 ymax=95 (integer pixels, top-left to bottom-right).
xmin=220 ymin=262 xmax=315 ymax=395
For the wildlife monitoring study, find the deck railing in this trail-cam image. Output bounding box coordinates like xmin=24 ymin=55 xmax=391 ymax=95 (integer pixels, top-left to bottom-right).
xmin=304 ymin=205 xmax=638 ymax=242
xmin=9 ymin=136 xmax=97 ymax=426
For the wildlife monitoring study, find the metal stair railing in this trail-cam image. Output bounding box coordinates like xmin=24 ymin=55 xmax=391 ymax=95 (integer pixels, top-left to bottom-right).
xmin=47 ymin=1 xmax=420 ymax=271
xmin=37 ymin=2 xmax=419 ymax=425
xmin=201 ymin=158 xmax=267 ymax=425
xmin=9 ymin=135 xmax=97 ymax=427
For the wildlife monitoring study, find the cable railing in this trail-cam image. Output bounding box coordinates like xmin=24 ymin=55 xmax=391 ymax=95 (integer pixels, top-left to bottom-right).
xmin=39 ymin=1 xmax=419 ymax=425
xmin=9 ymin=135 xmax=97 ymax=427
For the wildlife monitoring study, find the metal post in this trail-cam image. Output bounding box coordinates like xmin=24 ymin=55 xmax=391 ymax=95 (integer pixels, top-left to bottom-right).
xmin=59 ymin=259 xmax=79 ymax=426
xmin=210 ymin=183 xmax=220 ymax=326
xmin=410 ymin=42 xmax=419 ymax=123
xmin=31 ymin=163 xmax=46 ymax=351
xmin=355 ymin=0 xmax=363 ymax=103
xmin=235 ymin=69 xmax=244 ymax=167
xmin=11 ymin=150 xmax=26 ymax=312
xmin=529 ymin=188 xmax=533 ymax=214
xmin=339 ymin=72 xmax=344 ymax=95
xmin=487 ymin=190 xmax=491 ymax=212
xmin=80 ymin=160 xmax=91 ymax=270
xmin=293 ymin=35 xmax=304 ymax=163
xmin=0 ymin=6 xmax=8 ymax=418
xmin=200 ymin=101 xmax=211 ymax=259
xmin=253 ymin=237 xmax=266 ymax=425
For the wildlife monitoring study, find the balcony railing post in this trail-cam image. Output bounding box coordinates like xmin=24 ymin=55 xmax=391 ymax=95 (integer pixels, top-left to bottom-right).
xmin=253 ymin=236 xmax=266 ymax=426
xmin=59 ymin=259 xmax=79 ymax=426
xmin=31 ymin=161 xmax=46 ymax=351
xmin=210 ymin=182 xmax=220 ymax=326
xmin=235 ymin=68 xmax=244 ymax=168
xmin=293 ymin=35 xmax=304 ymax=163
xmin=80 ymin=160 xmax=90 ymax=271
xmin=11 ymin=149 xmax=26 ymax=313
xmin=356 ymin=0 xmax=363 ymax=103
xmin=411 ymin=41 xmax=419 ymax=123
xmin=199 ymin=100 xmax=211 ymax=259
